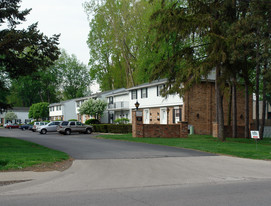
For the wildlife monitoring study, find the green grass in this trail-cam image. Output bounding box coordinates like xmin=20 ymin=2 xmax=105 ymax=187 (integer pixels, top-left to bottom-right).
xmin=97 ymin=133 xmax=271 ymax=160
xmin=0 ymin=137 xmax=69 ymax=171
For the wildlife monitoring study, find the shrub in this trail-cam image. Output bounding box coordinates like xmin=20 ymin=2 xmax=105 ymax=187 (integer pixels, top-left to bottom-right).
xmin=93 ymin=124 xmax=109 ymax=133
xmin=114 ymin=118 xmax=130 ymax=124
xmin=93 ymin=124 xmax=132 ymax=133
xmin=85 ymin=119 xmax=100 ymax=125
xmin=68 ymin=119 xmax=78 ymax=121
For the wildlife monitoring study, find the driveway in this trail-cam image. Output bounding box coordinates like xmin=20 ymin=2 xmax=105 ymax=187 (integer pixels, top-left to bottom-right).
xmin=0 ymin=128 xmax=215 ymax=159
xmin=1 ymin=128 xmax=271 ymax=206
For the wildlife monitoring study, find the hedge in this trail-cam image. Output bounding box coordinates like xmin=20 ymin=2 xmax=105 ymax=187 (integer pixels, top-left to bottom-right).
xmin=85 ymin=119 xmax=100 ymax=125
xmin=93 ymin=124 xmax=132 ymax=133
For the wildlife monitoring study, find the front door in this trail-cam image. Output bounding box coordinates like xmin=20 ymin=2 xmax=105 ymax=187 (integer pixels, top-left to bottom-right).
xmin=160 ymin=108 xmax=167 ymax=124
xmin=143 ymin=109 xmax=150 ymax=124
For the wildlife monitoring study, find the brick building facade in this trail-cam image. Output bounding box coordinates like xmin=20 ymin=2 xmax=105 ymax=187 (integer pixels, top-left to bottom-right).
xmin=182 ymin=82 xmax=253 ymax=135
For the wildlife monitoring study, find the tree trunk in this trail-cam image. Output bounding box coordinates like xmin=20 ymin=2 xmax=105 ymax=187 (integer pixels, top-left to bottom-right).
xmin=216 ymin=67 xmax=225 ymax=141
xmin=232 ymin=81 xmax=237 ymax=138
xmin=255 ymin=42 xmax=260 ymax=131
xmin=260 ymin=66 xmax=267 ymax=139
xmin=245 ymin=81 xmax=250 ymax=138
xmin=227 ymin=85 xmax=232 ymax=126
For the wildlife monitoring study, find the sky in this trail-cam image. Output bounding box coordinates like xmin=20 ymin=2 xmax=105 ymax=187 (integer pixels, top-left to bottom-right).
xmin=19 ymin=0 xmax=90 ymax=65
xmin=19 ymin=0 xmax=100 ymax=92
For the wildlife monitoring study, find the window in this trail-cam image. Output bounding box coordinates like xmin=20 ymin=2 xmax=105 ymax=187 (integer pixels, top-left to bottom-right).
xmin=131 ymin=90 xmax=137 ymax=100
xmin=70 ymin=122 xmax=75 ymax=126
xmin=157 ymin=85 xmax=165 ymax=96
xmin=58 ymin=106 xmax=61 ymax=111
xmin=76 ymin=122 xmax=82 ymax=126
xmin=77 ymin=102 xmax=80 ymax=107
xmin=109 ymin=97 xmax=113 ymax=104
xmin=173 ymin=108 xmax=182 ymax=123
xmin=141 ymin=88 xmax=148 ymax=98
xmin=61 ymin=121 xmax=69 ymax=126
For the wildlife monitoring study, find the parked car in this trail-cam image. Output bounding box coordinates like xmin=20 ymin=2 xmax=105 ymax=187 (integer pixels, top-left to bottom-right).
xmin=37 ymin=121 xmax=61 ymax=134
xmin=5 ymin=123 xmax=19 ymax=129
xmin=28 ymin=124 xmax=33 ymax=131
xmin=19 ymin=124 xmax=31 ymax=130
xmin=31 ymin=122 xmax=48 ymax=132
xmin=4 ymin=123 xmax=11 ymax=127
xmin=57 ymin=121 xmax=93 ymax=135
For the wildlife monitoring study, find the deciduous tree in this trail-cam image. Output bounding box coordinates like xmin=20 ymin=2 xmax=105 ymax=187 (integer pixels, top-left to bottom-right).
xmin=79 ymin=99 xmax=107 ymax=120
xmin=4 ymin=112 xmax=17 ymax=122
xmin=55 ymin=50 xmax=92 ymax=100
xmin=28 ymin=102 xmax=49 ymax=120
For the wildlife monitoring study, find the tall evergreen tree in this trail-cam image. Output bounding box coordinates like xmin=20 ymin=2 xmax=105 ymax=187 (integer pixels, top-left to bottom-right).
xmin=0 ymin=0 xmax=60 ymax=110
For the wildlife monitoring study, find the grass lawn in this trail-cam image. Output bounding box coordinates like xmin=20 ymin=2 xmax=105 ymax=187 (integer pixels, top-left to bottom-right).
xmin=0 ymin=137 xmax=69 ymax=171
xmin=97 ymin=133 xmax=271 ymax=160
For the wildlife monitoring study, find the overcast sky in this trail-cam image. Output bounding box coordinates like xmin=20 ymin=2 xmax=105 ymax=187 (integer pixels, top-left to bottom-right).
xmin=20 ymin=0 xmax=90 ymax=65
xmin=19 ymin=0 xmax=100 ymax=92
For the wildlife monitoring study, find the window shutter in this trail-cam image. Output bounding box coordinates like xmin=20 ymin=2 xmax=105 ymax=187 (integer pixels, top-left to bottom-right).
xmin=173 ymin=109 xmax=175 ymax=123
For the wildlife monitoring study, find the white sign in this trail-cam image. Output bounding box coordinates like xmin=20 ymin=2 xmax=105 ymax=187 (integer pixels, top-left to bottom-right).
xmin=250 ymin=131 xmax=260 ymax=139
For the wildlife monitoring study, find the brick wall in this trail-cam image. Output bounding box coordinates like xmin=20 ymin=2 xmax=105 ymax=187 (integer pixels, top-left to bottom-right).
xmin=132 ymin=111 xmax=188 ymax=138
xmin=143 ymin=124 xmax=181 ymax=138
xmin=184 ymin=82 xmax=253 ymax=135
xmin=148 ymin=107 xmax=177 ymax=124
xmin=149 ymin=108 xmax=160 ymax=124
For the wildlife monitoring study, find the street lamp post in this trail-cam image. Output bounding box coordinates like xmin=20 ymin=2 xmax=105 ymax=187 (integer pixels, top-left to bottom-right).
xmin=135 ymin=101 xmax=140 ymax=110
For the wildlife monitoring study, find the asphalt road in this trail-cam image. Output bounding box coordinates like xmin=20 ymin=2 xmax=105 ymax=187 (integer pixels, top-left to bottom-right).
xmin=0 ymin=128 xmax=215 ymax=159
xmin=1 ymin=128 xmax=271 ymax=206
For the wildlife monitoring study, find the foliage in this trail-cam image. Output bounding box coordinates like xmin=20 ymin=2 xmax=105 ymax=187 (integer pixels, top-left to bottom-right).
xmin=68 ymin=119 xmax=78 ymax=121
xmin=4 ymin=112 xmax=17 ymax=121
xmin=79 ymin=99 xmax=107 ymax=120
xmin=28 ymin=102 xmax=49 ymax=120
xmin=7 ymin=49 xmax=92 ymax=106
xmin=7 ymin=68 xmax=61 ymax=106
xmin=149 ymin=0 xmax=271 ymax=141
xmin=114 ymin=118 xmax=130 ymax=124
xmin=85 ymin=119 xmax=100 ymax=125
xmin=55 ymin=50 xmax=92 ymax=100
xmin=93 ymin=124 xmax=132 ymax=133
xmin=0 ymin=137 xmax=69 ymax=171
xmin=84 ymin=0 xmax=161 ymax=91
xmin=0 ymin=0 xmax=60 ymax=110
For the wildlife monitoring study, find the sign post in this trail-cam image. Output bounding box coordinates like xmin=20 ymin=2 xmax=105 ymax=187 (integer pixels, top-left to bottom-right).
xmin=250 ymin=130 xmax=260 ymax=150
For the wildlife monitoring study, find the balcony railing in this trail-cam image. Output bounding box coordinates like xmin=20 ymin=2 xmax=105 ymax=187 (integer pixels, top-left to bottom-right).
xmin=108 ymin=101 xmax=129 ymax=110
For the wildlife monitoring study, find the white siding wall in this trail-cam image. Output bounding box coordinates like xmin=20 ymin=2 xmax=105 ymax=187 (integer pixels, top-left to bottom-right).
xmin=0 ymin=109 xmax=30 ymax=124
xmin=49 ymin=105 xmax=63 ymax=117
xmin=129 ymin=85 xmax=183 ymax=110
xmin=113 ymin=93 xmax=130 ymax=104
